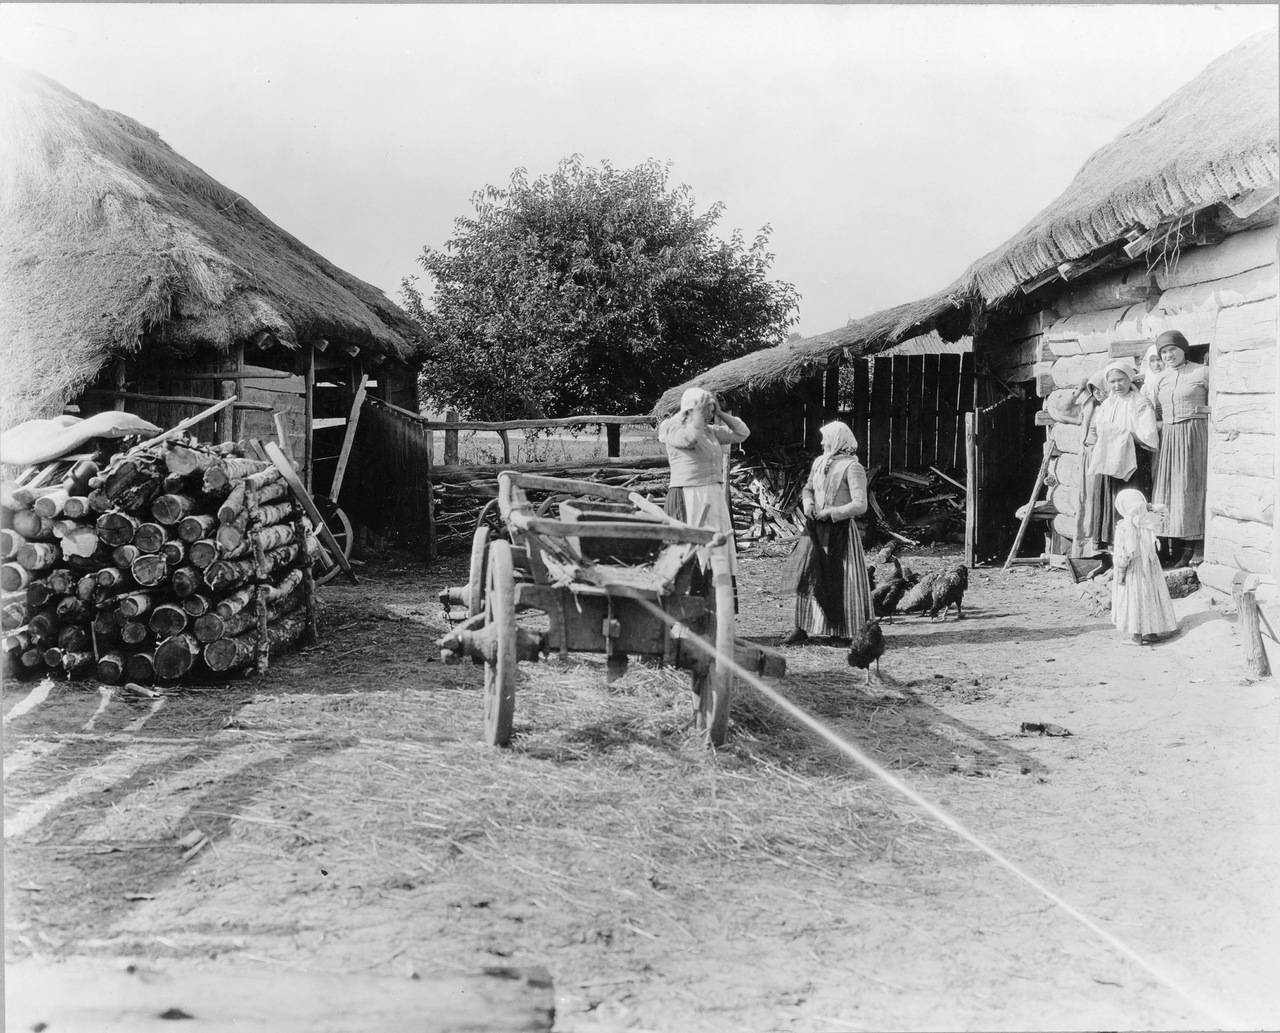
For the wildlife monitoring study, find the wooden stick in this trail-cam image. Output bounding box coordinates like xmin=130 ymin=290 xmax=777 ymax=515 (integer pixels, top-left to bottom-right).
xmin=1240 ymin=577 xmax=1272 ymax=679
xmin=329 ymin=373 xmax=368 ymax=502
xmin=929 ymin=466 xmax=967 ymax=493
xmin=80 ymin=390 xmax=273 ymax=412
xmin=127 ymin=396 xmax=238 ymax=456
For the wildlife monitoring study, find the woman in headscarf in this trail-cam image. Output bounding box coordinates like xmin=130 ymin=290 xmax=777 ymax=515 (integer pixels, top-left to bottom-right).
xmin=1082 ymin=361 xmax=1159 ymax=558
xmin=1112 ymin=488 xmax=1178 ymax=645
xmin=1150 ymin=330 xmax=1210 ymax=568
xmin=1139 ymin=343 xmax=1166 ymax=414
xmin=657 ymin=385 xmax=749 ymax=552
xmin=780 ymin=421 xmax=873 ymax=646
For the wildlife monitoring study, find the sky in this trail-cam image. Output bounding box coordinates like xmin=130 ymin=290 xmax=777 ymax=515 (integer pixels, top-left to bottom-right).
xmin=1 ymin=4 xmax=1276 ymax=340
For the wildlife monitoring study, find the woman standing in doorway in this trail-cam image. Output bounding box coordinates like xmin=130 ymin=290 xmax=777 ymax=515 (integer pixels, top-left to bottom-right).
xmin=1151 ymin=330 xmax=1210 ymax=568
xmin=1082 ymin=362 xmax=1159 ymax=559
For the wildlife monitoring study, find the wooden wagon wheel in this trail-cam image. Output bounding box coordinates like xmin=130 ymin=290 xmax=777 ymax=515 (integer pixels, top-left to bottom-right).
xmin=312 ymin=495 xmax=355 ymax=588
xmin=697 ymin=549 xmax=736 ymax=746
xmin=482 ymin=540 xmax=518 ymax=747
xmin=467 ymin=523 xmax=491 ymax=617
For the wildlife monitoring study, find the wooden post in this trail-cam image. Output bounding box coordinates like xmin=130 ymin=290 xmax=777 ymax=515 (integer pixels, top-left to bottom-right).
xmin=444 ymin=409 xmax=459 ymax=466
xmin=1004 ymin=439 xmax=1055 ymax=569
xmin=303 ymin=344 xmax=315 ymax=491
xmin=218 ymin=347 xmax=241 ymax=444
xmin=964 ymin=411 xmax=977 ymax=568
xmin=606 ymin=423 xmax=621 ymax=458
xmin=497 ymin=429 xmax=511 ymax=464
xmin=1238 ymin=575 xmax=1272 ymax=678
xmin=425 ymin=428 xmax=437 ymax=561
xmin=330 ymin=373 xmax=368 ymax=503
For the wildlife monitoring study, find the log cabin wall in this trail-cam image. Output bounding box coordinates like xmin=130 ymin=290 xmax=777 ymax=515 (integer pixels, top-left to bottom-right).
xmin=1022 ymin=223 xmax=1277 ymax=573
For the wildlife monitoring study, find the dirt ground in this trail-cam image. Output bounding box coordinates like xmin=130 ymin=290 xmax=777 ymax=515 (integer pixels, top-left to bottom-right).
xmin=5 ymin=541 xmax=1279 ymax=1032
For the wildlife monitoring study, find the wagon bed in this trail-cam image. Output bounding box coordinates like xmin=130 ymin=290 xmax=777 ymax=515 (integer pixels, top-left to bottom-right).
xmin=438 ymin=472 xmax=785 ymax=746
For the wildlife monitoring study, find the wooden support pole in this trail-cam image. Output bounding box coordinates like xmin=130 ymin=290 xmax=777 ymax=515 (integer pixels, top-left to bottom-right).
xmin=964 ymin=412 xmax=976 ymax=568
xmin=303 ymin=343 xmax=315 ymax=491
xmin=425 ymin=428 xmax=437 ymax=561
xmin=444 ymin=409 xmax=460 ymax=466
xmin=1238 ymin=575 xmax=1272 ymax=679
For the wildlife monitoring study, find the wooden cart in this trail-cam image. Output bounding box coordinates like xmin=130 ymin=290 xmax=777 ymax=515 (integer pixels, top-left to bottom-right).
xmin=438 ymin=472 xmax=785 ymax=747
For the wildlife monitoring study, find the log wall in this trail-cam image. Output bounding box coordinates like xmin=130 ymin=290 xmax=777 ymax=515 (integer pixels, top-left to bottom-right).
xmin=1013 ymin=224 xmax=1278 ymax=570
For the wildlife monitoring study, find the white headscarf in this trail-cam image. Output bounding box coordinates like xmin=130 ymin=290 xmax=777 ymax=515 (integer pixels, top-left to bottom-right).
xmin=1102 ymin=361 xmax=1136 ymax=389
xmin=1143 ymin=344 xmax=1161 ymax=368
xmin=1115 ymin=488 xmax=1158 ymax=533
xmin=817 ymin=421 xmax=859 ymax=477
xmin=820 ymin=421 xmax=858 ymax=455
xmin=679 ymin=387 xmax=715 ymax=413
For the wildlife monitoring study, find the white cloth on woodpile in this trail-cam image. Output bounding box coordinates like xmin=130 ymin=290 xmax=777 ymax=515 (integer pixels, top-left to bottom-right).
xmin=1111 ymin=489 xmax=1178 ymax=637
xmin=0 ymin=412 xmax=163 ymax=466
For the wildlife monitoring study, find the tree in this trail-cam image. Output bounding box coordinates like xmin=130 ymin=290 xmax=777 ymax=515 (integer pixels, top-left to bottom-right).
xmin=403 ymin=156 xmax=799 ymax=421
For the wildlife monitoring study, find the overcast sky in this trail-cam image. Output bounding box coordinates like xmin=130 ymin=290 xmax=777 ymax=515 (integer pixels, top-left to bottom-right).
xmin=2 ymin=4 xmax=1276 ymax=339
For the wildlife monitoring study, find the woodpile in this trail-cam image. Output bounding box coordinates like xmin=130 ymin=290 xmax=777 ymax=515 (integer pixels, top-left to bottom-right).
xmin=2 ymin=438 xmax=318 ymax=684
xmin=728 ymin=448 xmax=967 ymax=550
xmin=431 ymin=456 xmax=669 ymax=553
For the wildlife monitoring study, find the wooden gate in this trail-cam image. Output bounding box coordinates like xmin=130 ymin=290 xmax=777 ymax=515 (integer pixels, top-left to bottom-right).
xmin=965 ymin=394 xmax=1031 ymax=566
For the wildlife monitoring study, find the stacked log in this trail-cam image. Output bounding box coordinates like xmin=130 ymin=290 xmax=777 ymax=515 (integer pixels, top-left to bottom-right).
xmin=2 ymin=438 xmax=318 ymax=683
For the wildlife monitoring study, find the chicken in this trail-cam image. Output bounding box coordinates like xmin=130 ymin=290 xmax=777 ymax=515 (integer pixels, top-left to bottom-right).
xmin=897 ymin=569 xmax=941 ymax=615
xmin=928 ymin=564 xmax=968 ymax=620
xmin=871 ymin=556 xmax=908 ymax=618
xmin=846 ymin=618 xmax=885 ymax=685
xmin=898 ymin=563 xmax=969 ymax=620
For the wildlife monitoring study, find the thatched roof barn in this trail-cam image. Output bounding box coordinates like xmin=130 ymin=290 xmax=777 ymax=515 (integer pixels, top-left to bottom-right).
xmin=653 ymin=31 xmax=1277 ymax=571
xmin=0 ymin=60 xmax=423 ymax=431
xmin=655 ymin=31 xmax=1278 ymax=420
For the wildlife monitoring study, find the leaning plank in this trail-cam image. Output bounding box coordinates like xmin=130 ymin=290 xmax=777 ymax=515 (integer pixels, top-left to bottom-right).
xmin=5 ymin=960 xmax=555 ymax=1032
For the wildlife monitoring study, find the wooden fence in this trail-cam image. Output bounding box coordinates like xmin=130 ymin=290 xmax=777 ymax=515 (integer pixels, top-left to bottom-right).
xmin=843 ymin=353 xmax=974 ymax=477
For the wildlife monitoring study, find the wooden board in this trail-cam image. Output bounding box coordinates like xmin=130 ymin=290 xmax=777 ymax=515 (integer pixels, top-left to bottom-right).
xmin=1212 ymin=393 xmax=1276 ymax=436
xmin=5 ymin=960 xmax=554 ymax=1032
xmin=903 ymin=355 xmax=926 ymax=471
xmin=867 ymin=356 xmax=893 ymax=475
xmin=919 ymin=354 xmax=941 ymax=471
xmin=1154 ymin=226 xmax=1277 ymax=290
xmin=1210 ymin=430 xmax=1275 ymax=479
xmin=935 ymin=354 xmax=963 ymax=474
xmin=889 ymin=355 xmax=911 ymax=472
xmin=1215 ymin=297 xmax=1278 ymax=352
xmin=851 ymin=358 xmax=870 ymax=464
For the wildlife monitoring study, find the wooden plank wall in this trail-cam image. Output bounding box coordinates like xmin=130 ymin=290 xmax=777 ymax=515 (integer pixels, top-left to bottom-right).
xmin=341 ymin=401 xmax=434 ymax=539
xmin=839 ymin=352 xmax=973 ymax=476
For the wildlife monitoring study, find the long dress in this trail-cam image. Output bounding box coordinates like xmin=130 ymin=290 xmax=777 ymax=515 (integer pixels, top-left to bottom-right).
xmin=1152 ymin=362 xmax=1209 ymax=539
xmin=1112 ymin=515 xmax=1178 ymax=636
xmin=784 ymin=453 xmax=872 ymax=638
xmin=658 ymin=413 xmax=747 ymax=573
xmin=1083 ymin=391 xmax=1158 ymax=548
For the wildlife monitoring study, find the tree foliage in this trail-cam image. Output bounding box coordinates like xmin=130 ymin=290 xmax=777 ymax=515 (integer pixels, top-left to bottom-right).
xmin=403 ymin=156 xmax=799 ymax=419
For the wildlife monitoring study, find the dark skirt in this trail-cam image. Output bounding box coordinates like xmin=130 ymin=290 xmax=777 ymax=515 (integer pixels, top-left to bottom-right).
xmin=1152 ymin=420 xmax=1208 ymax=539
xmin=1084 ymin=447 xmax=1154 ymax=549
xmin=782 ymin=517 xmax=871 ymax=637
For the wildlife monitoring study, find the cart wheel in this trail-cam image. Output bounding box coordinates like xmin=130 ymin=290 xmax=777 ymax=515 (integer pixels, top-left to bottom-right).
xmin=698 ymin=554 xmax=735 ymax=746
xmin=482 ymin=540 xmax=518 ymax=747
xmin=312 ymin=497 xmax=354 ymax=588
xmin=467 ymin=524 xmax=491 ymax=617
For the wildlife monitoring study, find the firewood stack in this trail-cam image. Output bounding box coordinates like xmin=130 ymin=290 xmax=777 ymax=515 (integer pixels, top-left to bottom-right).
xmin=2 ymin=438 xmax=319 ymax=684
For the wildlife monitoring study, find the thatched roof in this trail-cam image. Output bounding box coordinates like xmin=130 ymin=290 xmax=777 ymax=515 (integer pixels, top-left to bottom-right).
xmin=957 ymin=30 xmax=1279 ymax=304
xmin=653 ymin=290 xmax=970 ymax=416
xmin=0 ymin=62 xmax=423 ymax=427
xmin=653 ymin=31 xmax=1278 ymax=419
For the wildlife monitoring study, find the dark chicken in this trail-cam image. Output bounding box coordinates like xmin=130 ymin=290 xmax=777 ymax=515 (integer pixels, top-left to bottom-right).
xmin=871 ymin=556 xmax=908 ymax=618
xmin=846 ymin=618 xmax=885 ymax=685
xmin=899 ymin=563 xmax=968 ymax=619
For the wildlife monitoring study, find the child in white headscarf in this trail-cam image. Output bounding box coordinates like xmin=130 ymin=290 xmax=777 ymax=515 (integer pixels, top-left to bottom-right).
xmin=1111 ymin=488 xmax=1178 ymax=645
xmin=780 ymin=421 xmax=873 ymax=645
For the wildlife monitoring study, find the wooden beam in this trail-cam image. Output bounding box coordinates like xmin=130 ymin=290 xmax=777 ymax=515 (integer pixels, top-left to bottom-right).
xmin=1020 ymin=265 xmax=1064 ymax=294
xmin=79 ymin=390 xmax=273 ymax=412
xmin=6 ymin=960 xmax=555 ymax=1032
xmin=329 ymin=373 xmax=368 ymax=502
xmin=1226 ymin=186 xmax=1280 ymax=221
xmin=964 ymin=412 xmax=976 ymax=567
xmin=1108 ymin=339 xmax=1153 ymax=359
xmin=252 ymin=330 xmax=279 ymax=350
xmin=312 ymin=337 xmax=330 ymax=353
xmin=303 ymin=344 xmax=315 ymax=491
xmin=366 ymin=398 xmax=651 ymax=431
xmin=148 ymin=370 xmax=296 ymax=381
xmin=342 ymin=343 xmax=361 ymax=357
